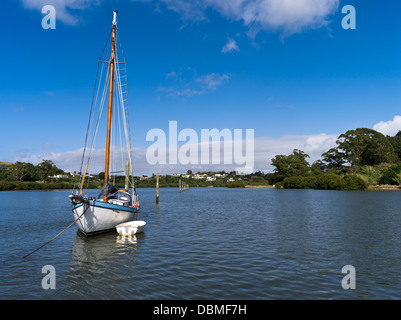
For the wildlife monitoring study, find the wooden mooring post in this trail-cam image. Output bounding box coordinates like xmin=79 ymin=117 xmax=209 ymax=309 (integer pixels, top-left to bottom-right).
xmin=156 ymin=172 xmax=159 ymax=203
xmin=180 ymin=179 xmax=189 ymax=192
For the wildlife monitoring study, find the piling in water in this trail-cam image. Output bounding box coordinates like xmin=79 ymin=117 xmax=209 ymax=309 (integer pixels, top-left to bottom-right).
xmin=156 ymin=172 xmax=159 ymax=203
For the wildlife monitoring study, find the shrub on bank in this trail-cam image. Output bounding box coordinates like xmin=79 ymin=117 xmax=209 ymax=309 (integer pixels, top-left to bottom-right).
xmin=378 ymin=164 xmax=401 ymax=185
xmin=357 ymin=165 xmax=382 ymax=185
xmin=226 ymin=181 xmax=247 ymax=188
xmin=0 ymin=181 xmax=16 ymax=191
xmin=283 ymin=173 xmax=368 ymax=191
xmin=341 ymin=175 xmax=368 ymax=190
xmin=0 ymin=181 xmax=79 ymax=191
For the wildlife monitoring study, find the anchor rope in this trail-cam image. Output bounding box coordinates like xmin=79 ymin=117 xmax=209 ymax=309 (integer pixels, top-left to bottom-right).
xmin=22 ymin=200 xmax=95 ymax=259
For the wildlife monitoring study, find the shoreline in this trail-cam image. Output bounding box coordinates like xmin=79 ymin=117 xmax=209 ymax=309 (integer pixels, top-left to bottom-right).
xmin=247 ymin=184 xmax=401 ymax=191
xmin=1 ymin=183 xmax=401 ymax=191
xmin=367 ymin=185 xmax=401 ymax=191
xmin=244 ymin=185 xmax=275 ymax=188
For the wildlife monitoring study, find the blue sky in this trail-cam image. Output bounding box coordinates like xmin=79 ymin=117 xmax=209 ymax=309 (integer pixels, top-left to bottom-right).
xmin=1 ymin=0 xmax=401 ymax=174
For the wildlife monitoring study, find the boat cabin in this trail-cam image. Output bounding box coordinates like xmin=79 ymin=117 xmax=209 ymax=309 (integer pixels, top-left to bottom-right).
xmin=97 ymin=190 xmax=132 ymax=207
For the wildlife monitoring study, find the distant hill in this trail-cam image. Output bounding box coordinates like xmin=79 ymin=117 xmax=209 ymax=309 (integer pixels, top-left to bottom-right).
xmin=0 ymin=162 xmax=13 ymax=166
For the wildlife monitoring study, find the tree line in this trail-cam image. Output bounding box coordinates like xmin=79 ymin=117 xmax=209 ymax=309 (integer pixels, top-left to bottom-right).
xmin=0 ymin=160 xmax=80 ymax=191
xmin=3 ymin=127 xmax=401 ymax=192
xmin=267 ymin=128 xmax=401 ymax=190
xmin=0 ymin=161 xmax=259 ymax=191
xmin=0 ymin=160 xmax=65 ymax=183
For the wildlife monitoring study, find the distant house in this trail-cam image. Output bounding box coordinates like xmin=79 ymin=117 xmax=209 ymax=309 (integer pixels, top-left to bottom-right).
xmin=206 ymin=176 xmax=216 ymax=181
xmin=182 ymin=174 xmax=191 ymax=178
xmin=65 ymin=172 xmax=91 ymax=178
xmin=68 ymin=172 xmax=79 ymax=177
xmin=227 ymin=177 xmax=235 ymax=182
xmin=140 ymin=175 xmax=150 ymax=180
xmin=214 ymin=173 xmax=227 ymax=178
xmin=50 ymin=174 xmax=69 ymax=179
xmin=192 ymin=174 xmax=207 ymax=179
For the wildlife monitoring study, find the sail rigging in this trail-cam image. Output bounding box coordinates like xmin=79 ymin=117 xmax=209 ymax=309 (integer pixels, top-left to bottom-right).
xmin=70 ymin=11 xmax=141 ymax=236
xmin=73 ymin=11 xmax=137 ymax=201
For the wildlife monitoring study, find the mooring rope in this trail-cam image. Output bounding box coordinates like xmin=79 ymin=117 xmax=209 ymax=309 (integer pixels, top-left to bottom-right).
xmin=22 ymin=200 xmax=95 ymax=259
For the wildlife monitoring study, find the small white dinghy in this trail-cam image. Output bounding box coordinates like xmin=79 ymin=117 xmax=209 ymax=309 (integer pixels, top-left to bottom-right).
xmin=116 ymin=221 xmax=146 ymax=235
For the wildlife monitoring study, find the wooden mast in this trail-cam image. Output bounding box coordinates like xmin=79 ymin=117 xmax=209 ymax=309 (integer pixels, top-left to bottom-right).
xmin=104 ymin=11 xmax=117 ymax=202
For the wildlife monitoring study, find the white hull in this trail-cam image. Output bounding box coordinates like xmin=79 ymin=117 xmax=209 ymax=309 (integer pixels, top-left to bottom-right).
xmin=73 ymin=202 xmax=138 ymax=235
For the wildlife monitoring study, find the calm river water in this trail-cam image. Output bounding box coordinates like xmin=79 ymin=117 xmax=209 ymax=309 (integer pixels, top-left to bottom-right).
xmin=1 ymin=187 xmax=401 ymax=299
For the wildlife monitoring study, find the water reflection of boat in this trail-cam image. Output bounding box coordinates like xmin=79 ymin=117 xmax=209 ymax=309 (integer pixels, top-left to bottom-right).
xmin=69 ymin=231 xmax=146 ymax=269
xmin=116 ymin=233 xmax=144 ymax=244
xmin=66 ymin=231 xmax=146 ymax=299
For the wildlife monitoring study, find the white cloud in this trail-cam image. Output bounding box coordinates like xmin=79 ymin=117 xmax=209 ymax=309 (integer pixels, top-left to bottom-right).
xmin=196 ymin=73 xmax=230 ymax=90
xmin=13 ymin=146 xmax=150 ymax=175
xmin=20 ymin=0 xmax=100 ymax=25
xmin=165 ymin=71 xmax=177 ymax=78
xmin=14 ymin=147 xmax=91 ymax=172
xmin=373 ymin=115 xmax=401 ymax=137
xmin=13 ymin=133 xmax=338 ymax=175
xmin=21 ymin=0 xmax=339 ymax=34
xmin=222 ymin=39 xmax=239 ymax=53
xmin=163 ymin=72 xmax=230 ymax=98
xmin=174 ymin=88 xmax=205 ymax=98
xmin=138 ymin=0 xmax=340 ymax=36
xmin=254 ymin=134 xmax=338 ymax=172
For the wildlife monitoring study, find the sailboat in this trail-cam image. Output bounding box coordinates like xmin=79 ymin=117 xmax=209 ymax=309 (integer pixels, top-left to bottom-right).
xmin=69 ymin=11 xmax=141 ymax=235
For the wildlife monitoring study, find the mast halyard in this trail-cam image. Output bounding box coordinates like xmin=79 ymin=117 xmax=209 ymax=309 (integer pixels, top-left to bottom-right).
xmin=104 ymin=11 xmax=118 ymax=202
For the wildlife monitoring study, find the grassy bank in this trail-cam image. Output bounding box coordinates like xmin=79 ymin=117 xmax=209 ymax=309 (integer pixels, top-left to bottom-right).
xmin=0 ymin=178 xmax=274 ymax=191
xmin=0 ymin=181 xmax=98 ymax=191
xmin=0 ymin=167 xmax=397 ymax=192
xmin=1 ymin=179 xmax=400 ymax=192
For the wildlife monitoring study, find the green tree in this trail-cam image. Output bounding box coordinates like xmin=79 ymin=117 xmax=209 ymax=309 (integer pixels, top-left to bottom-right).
xmin=98 ymin=172 xmax=105 ymax=180
xmin=36 ymin=160 xmax=56 ymax=182
xmin=270 ymin=149 xmax=310 ymax=183
xmin=11 ymin=162 xmax=36 ymax=182
xmin=310 ymin=160 xmax=326 ymax=174
xmin=322 ymin=128 xmax=397 ymax=171
xmin=331 ymin=128 xmax=396 ymax=168
xmin=0 ymin=168 xmax=12 ymax=181
xmin=387 ymin=130 xmax=401 ymax=162
xmin=321 ymin=147 xmax=347 ymax=171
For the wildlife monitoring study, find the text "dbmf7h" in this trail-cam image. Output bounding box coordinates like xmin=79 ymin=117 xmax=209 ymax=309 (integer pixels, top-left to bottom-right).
xmin=198 ymin=304 xmax=246 ymax=315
